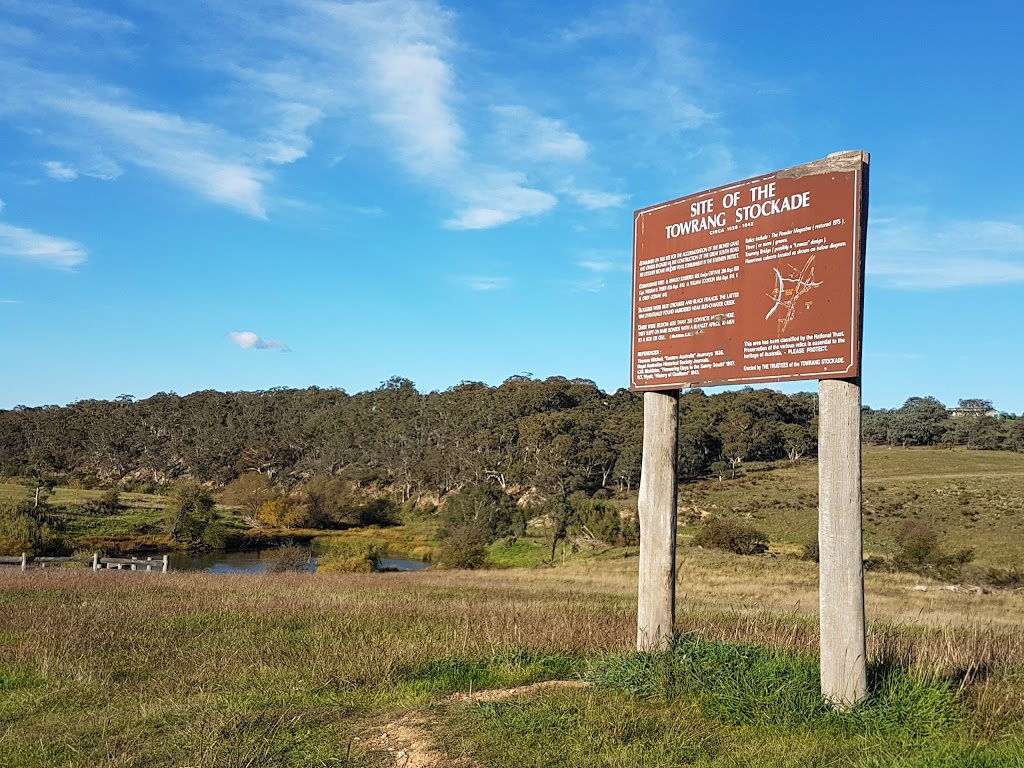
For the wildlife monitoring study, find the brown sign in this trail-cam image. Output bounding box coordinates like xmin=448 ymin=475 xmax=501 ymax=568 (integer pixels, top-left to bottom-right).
xmin=630 ymin=152 xmax=867 ymax=391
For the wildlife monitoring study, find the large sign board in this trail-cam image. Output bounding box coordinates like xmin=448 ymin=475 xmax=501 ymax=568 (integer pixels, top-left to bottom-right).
xmin=631 ymin=153 xmax=867 ymax=390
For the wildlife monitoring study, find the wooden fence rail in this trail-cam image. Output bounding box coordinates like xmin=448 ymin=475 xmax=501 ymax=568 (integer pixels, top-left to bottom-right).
xmin=0 ymin=553 xmax=169 ymax=572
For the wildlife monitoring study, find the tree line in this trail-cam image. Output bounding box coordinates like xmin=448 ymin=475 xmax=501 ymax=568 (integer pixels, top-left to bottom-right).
xmin=0 ymin=379 xmax=1019 ymax=499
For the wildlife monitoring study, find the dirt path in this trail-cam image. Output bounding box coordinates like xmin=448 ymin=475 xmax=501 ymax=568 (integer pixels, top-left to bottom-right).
xmin=360 ymin=681 xmax=593 ymax=767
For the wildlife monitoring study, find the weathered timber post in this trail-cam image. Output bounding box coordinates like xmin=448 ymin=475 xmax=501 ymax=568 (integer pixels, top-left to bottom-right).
xmin=818 ymin=377 xmax=866 ymax=706
xmin=637 ymin=390 xmax=679 ymax=651
xmin=818 ymin=150 xmax=870 ymax=708
xmin=162 ymin=554 xmax=169 ymax=573
xmin=21 ymin=552 xmax=27 ymax=571
xmin=92 ymin=552 xmax=99 ymax=571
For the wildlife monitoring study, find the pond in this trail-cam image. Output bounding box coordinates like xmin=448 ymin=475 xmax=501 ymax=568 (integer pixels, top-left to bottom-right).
xmin=169 ymin=549 xmax=429 ymax=574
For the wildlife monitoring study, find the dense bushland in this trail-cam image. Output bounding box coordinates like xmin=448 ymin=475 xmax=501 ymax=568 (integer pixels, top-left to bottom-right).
xmin=0 ymin=378 xmax=820 ymax=498
xmin=3 ymin=378 xmax=1016 ymax=501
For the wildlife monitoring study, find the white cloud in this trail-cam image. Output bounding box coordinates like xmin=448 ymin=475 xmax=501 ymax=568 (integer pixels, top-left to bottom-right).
xmin=459 ymin=275 xmax=510 ymax=291
xmin=0 ymin=0 xmax=609 ymax=227
xmin=0 ymin=56 xmax=271 ymax=217
xmin=45 ymin=158 xmax=123 ymax=182
xmin=563 ymin=6 xmax=716 ymax=135
xmin=565 ymin=187 xmax=628 ymax=210
xmin=83 ymin=157 xmax=124 ymax=181
xmin=0 ymin=223 xmax=87 ymax=268
xmin=209 ymin=1 xmax=585 ymax=228
xmin=445 ymin=171 xmax=557 ymax=230
xmin=45 ymin=161 xmax=79 ymax=181
xmin=369 ymin=44 xmax=463 ymax=174
xmin=577 ymin=249 xmax=630 ymax=273
xmin=869 ymin=215 xmax=1024 ymax=289
xmin=492 ymin=105 xmax=588 ymax=162
xmin=54 ymin=95 xmax=270 ymax=217
xmin=227 ymin=331 xmax=289 ymax=350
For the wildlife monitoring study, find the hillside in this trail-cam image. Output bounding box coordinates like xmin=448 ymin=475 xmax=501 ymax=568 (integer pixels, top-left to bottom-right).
xmin=682 ymin=446 xmax=1024 ymax=567
xmin=4 ymin=445 xmax=1024 ymax=570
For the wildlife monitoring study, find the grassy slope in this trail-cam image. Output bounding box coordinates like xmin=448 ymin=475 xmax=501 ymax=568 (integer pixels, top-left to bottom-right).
xmin=681 ymin=446 xmax=1024 ymax=566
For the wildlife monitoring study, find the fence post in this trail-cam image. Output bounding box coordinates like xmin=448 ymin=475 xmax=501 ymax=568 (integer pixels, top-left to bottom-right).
xmin=162 ymin=554 xmax=169 ymax=573
xmin=92 ymin=553 xmax=99 ymax=571
xmin=21 ymin=552 xmax=27 ymax=571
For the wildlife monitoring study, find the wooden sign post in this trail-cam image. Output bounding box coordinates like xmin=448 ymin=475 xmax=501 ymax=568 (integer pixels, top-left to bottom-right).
xmin=636 ymin=389 xmax=679 ymax=651
xmin=631 ymin=151 xmax=870 ymax=706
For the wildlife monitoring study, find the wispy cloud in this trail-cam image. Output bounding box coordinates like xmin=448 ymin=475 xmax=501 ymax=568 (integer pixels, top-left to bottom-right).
xmin=445 ymin=172 xmax=557 ymax=230
xmin=869 ymin=215 xmax=1024 ymax=289
xmin=578 ymin=259 xmax=621 ymax=273
xmin=491 ymin=105 xmax=588 ymax=162
xmin=44 ymin=161 xmax=78 ymax=181
xmin=227 ymin=331 xmax=289 ymax=350
xmin=55 ymin=94 xmax=271 ymax=217
xmin=577 ymin=249 xmax=630 ymax=273
xmin=0 ymin=0 xmax=612 ymax=227
xmin=43 ymin=158 xmax=122 ymax=182
xmin=0 ymin=222 xmax=87 ymax=268
xmin=562 ymin=4 xmax=716 ymax=136
xmin=0 ymin=0 xmax=135 ymax=35
xmin=567 ymin=249 xmax=631 ymax=293
xmin=459 ymin=275 xmax=510 ymax=291
xmin=564 ymin=187 xmax=628 ymax=210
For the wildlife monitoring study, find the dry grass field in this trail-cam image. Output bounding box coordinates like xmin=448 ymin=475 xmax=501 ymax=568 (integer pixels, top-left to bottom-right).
xmin=681 ymin=446 xmax=1024 ymax=566
xmin=2 ymin=547 xmax=1023 ymax=766
xmin=3 ymin=446 xmax=1024 ymax=765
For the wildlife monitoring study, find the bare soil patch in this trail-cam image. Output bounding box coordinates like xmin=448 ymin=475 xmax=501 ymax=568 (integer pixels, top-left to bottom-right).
xmin=363 ymin=681 xmax=593 ymax=767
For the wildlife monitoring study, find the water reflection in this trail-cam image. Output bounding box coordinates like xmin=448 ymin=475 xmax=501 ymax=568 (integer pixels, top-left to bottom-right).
xmin=170 ymin=549 xmax=428 ymax=574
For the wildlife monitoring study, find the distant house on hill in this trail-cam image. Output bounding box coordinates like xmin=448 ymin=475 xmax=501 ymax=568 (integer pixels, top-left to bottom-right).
xmin=947 ymin=398 xmax=999 ymax=418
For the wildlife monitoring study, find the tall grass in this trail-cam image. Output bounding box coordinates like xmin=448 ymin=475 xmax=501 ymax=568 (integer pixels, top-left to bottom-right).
xmin=1 ymin=558 xmax=1022 ymax=766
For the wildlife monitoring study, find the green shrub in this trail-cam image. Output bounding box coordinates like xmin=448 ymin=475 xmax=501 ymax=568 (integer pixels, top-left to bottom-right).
xmin=0 ymin=501 xmax=68 ymax=556
xmin=437 ymin=484 xmax=525 ymax=568
xmin=438 ymin=523 xmax=489 ymax=569
xmin=572 ymin=498 xmax=623 ymax=546
xmin=315 ymin=542 xmax=383 ymax=573
xmin=83 ymin=489 xmax=121 ymax=516
xmin=693 ymin=518 xmax=769 ymax=555
xmin=357 ymin=498 xmax=399 ymax=527
xmin=894 ymin=521 xmax=938 ymax=564
xmin=891 ymin=521 xmax=974 ymax=581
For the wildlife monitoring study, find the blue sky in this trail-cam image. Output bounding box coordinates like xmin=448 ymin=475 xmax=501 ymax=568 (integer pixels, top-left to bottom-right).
xmin=1 ymin=0 xmax=1022 ymax=413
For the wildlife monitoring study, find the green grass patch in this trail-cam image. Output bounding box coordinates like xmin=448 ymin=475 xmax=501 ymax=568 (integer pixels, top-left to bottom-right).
xmin=399 ymin=649 xmax=582 ymax=697
xmin=487 ymin=536 xmax=552 ymax=568
xmin=437 ymin=636 xmax=1021 ymax=767
xmin=0 ymin=664 xmax=45 ymax=692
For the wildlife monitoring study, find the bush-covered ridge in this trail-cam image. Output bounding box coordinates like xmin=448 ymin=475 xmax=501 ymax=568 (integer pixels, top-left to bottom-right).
xmin=3 ymin=378 xmax=1019 ymax=498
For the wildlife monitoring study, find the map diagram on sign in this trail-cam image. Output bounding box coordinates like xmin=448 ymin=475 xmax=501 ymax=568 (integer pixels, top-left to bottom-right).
xmin=765 ymin=255 xmax=823 ymax=334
